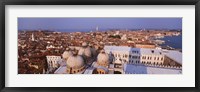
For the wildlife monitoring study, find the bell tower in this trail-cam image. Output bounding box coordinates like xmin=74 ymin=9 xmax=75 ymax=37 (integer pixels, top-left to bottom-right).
xmin=31 ymin=33 xmax=35 ymax=41
xmin=96 ymin=26 xmax=99 ymax=31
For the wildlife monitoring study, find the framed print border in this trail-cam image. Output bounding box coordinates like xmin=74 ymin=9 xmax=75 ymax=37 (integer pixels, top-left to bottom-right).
xmin=0 ymin=0 xmax=200 ymax=92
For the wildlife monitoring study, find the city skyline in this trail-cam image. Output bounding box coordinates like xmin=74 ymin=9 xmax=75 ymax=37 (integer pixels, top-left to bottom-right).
xmin=18 ymin=18 xmax=182 ymax=31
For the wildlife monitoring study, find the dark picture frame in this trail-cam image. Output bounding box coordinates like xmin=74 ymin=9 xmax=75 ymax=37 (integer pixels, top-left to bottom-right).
xmin=0 ymin=0 xmax=199 ymax=92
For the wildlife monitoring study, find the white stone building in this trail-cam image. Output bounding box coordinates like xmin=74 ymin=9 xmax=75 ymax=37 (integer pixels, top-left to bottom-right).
xmin=104 ymin=46 xmax=181 ymax=67
xmin=46 ymin=55 xmax=62 ymax=70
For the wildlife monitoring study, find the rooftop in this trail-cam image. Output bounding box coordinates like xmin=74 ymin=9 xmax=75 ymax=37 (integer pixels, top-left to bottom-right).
xmin=163 ymin=50 xmax=182 ymax=64
xmin=124 ymin=64 xmax=182 ymax=74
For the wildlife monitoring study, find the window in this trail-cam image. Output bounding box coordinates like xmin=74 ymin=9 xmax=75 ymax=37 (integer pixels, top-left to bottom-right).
xmin=161 ymin=57 xmax=163 ymax=61
xmin=125 ymin=54 xmax=128 ymax=58
xmin=157 ymin=57 xmax=159 ymax=60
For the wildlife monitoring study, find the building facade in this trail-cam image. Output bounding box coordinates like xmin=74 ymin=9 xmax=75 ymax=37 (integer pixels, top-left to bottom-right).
xmin=46 ymin=56 xmax=61 ymax=71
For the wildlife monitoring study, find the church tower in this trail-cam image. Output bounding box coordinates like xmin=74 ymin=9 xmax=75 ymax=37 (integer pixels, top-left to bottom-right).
xmin=31 ymin=33 xmax=35 ymax=41
xmin=96 ymin=26 xmax=99 ymax=31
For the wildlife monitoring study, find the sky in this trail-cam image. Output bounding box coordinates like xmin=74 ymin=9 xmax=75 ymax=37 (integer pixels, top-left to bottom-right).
xmin=18 ymin=18 xmax=182 ymax=31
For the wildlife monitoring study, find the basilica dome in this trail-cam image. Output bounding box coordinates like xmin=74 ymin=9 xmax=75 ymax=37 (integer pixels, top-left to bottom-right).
xmin=66 ymin=54 xmax=85 ymax=69
xmin=62 ymin=48 xmax=73 ymax=60
xmin=97 ymin=50 xmax=110 ymax=66
xmin=78 ymin=42 xmax=92 ymax=57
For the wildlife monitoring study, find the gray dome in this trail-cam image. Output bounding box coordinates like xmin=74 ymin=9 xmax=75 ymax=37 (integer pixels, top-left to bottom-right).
xmin=62 ymin=48 xmax=73 ymax=60
xmin=97 ymin=50 xmax=110 ymax=66
xmin=66 ymin=55 xmax=85 ymax=69
xmin=78 ymin=47 xmax=92 ymax=57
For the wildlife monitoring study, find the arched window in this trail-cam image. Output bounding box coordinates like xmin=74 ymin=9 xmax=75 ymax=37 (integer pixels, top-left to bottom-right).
xmin=125 ymin=54 xmax=128 ymax=58
xmin=157 ymin=57 xmax=159 ymax=60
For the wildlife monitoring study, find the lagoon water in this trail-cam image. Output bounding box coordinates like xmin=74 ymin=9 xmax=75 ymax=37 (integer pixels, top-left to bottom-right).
xmin=159 ymin=35 xmax=182 ymax=49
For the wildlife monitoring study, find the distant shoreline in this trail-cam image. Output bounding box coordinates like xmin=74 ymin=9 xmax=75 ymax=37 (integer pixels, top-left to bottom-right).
xmin=18 ymin=29 xmax=182 ymax=33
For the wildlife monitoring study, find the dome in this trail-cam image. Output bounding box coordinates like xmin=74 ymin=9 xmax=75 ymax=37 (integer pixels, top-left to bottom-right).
xmin=78 ymin=47 xmax=92 ymax=57
xmin=66 ymin=55 xmax=85 ymax=69
xmin=97 ymin=50 xmax=110 ymax=66
xmin=62 ymin=48 xmax=73 ymax=60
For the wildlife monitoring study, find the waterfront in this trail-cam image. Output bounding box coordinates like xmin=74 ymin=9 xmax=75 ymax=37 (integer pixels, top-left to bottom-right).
xmin=158 ymin=35 xmax=182 ymax=49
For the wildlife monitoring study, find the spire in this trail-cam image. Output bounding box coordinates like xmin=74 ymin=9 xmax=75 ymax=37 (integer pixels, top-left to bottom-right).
xmin=31 ymin=33 xmax=35 ymax=41
xmin=96 ymin=26 xmax=99 ymax=31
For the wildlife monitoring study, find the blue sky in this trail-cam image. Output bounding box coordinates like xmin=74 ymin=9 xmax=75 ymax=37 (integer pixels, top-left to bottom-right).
xmin=18 ymin=18 xmax=182 ymax=31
